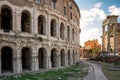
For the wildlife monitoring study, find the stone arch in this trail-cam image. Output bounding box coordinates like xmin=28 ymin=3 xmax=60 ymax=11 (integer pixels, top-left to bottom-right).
xmin=68 ymin=49 xmax=71 ymax=65
xmin=60 ymin=23 xmax=65 ymax=40
xmin=1 ymin=5 xmax=12 ymax=32
xmin=50 ymin=19 xmax=57 ymax=37
xmin=67 ymin=26 xmax=70 ymax=41
xmin=38 ymin=47 xmax=47 ymax=69
xmin=38 ymin=15 xmax=46 ymax=35
xmin=21 ymin=10 xmax=31 ymax=33
xmin=60 ymin=49 xmax=65 ymax=66
xmin=21 ymin=47 xmax=31 ymax=71
xmin=51 ymin=48 xmax=57 ymax=68
xmin=1 ymin=46 xmax=13 ymax=73
xmin=72 ymin=28 xmax=75 ymax=41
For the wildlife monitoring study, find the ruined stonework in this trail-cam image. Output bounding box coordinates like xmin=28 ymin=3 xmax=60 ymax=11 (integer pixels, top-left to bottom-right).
xmin=0 ymin=0 xmax=81 ymax=74
xmin=102 ymin=15 xmax=120 ymax=56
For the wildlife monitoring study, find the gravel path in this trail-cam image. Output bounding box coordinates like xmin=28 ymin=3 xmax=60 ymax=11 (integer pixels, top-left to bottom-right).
xmin=82 ymin=60 xmax=108 ymax=80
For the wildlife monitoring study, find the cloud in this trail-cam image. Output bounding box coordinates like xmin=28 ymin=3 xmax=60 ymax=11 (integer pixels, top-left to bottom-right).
xmin=108 ymin=5 xmax=120 ymax=16
xmin=80 ymin=2 xmax=106 ymax=46
xmin=94 ymin=2 xmax=102 ymax=8
xmin=80 ymin=28 xmax=102 ymax=46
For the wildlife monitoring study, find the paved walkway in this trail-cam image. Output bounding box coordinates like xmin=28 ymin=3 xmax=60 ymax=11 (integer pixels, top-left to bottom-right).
xmin=82 ymin=60 xmax=108 ymax=80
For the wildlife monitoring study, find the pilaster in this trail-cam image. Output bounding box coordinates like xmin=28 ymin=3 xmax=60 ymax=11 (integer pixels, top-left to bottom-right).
xmin=12 ymin=11 xmax=16 ymax=31
xmin=13 ymin=46 xmax=22 ymax=73
xmin=57 ymin=54 xmax=61 ymax=68
xmin=31 ymin=46 xmax=39 ymax=71
xmin=16 ymin=12 xmax=21 ymax=32
xmin=46 ymin=13 xmax=50 ymax=40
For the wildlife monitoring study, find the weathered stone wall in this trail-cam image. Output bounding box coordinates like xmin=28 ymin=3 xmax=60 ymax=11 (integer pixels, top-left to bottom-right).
xmin=0 ymin=0 xmax=80 ymax=74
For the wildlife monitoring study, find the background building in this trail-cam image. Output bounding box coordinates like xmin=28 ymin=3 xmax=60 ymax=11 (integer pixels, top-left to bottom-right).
xmin=0 ymin=0 xmax=81 ymax=74
xmin=80 ymin=39 xmax=101 ymax=58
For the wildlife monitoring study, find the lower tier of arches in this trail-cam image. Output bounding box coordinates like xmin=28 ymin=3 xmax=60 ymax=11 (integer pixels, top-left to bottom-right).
xmin=0 ymin=44 xmax=80 ymax=74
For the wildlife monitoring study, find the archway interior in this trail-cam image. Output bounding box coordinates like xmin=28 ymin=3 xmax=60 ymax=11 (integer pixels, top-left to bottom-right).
xmin=50 ymin=19 xmax=56 ymax=37
xmin=51 ymin=49 xmax=57 ymax=68
xmin=67 ymin=26 xmax=70 ymax=41
xmin=61 ymin=49 xmax=65 ymax=66
xmin=68 ymin=50 xmax=70 ymax=65
xmin=38 ymin=48 xmax=46 ymax=69
xmin=60 ymin=23 xmax=64 ymax=40
xmin=1 ymin=7 xmax=12 ymax=32
xmin=1 ymin=46 xmax=12 ymax=73
xmin=73 ymin=50 xmax=75 ymax=64
xmin=38 ymin=16 xmax=45 ymax=35
xmin=21 ymin=12 xmax=30 ymax=32
xmin=22 ymin=47 xmax=31 ymax=71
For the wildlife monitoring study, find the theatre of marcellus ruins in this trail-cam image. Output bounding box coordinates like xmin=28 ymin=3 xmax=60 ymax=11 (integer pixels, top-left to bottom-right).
xmin=0 ymin=0 xmax=81 ymax=74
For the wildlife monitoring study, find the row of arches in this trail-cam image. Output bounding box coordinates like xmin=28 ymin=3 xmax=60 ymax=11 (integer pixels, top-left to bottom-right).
xmin=0 ymin=5 xmax=77 ymax=41
xmin=0 ymin=46 xmax=79 ymax=73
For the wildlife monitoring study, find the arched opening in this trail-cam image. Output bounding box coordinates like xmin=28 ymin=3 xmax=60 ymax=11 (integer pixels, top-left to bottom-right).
xmin=38 ymin=15 xmax=46 ymax=35
xmin=67 ymin=26 xmax=70 ymax=41
xmin=73 ymin=50 xmax=75 ymax=64
xmin=60 ymin=23 xmax=65 ymax=40
xmin=1 ymin=46 xmax=13 ymax=73
xmin=68 ymin=49 xmax=71 ymax=65
xmin=72 ymin=29 xmax=75 ymax=41
xmin=50 ymin=19 xmax=57 ymax=37
xmin=38 ymin=48 xmax=46 ymax=69
xmin=1 ymin=6 xmax=12 ymax=32
xmin=22 ymin=47 xmax=31 ymax=71
xmin=51 ymin=48 xmax=57 ymax=68
xmin=60 ymin=49 xmax=65 ymax=66
xmin=21 ymin=11 xmax=31 ymax=33
xmin=72 ymin=29 xmax=74 ymax=41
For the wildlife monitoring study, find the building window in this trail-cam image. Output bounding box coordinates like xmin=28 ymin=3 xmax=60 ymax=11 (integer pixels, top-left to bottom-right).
xmin=70 ymin=12 xmax=72 ymax=19
xmin=35 ymin=0 xmax=41 ymax=4
xmin=52 ymin=0 xmax=57 ymax=9
xmin=63 ymin=7 xmax=66 ymax=15
xmin=1 ymin=6 xmax=12 ymax=32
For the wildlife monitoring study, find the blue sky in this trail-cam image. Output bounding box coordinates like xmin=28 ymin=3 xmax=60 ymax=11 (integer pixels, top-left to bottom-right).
xmin=75 ymin=0 xmax=120 ymax=46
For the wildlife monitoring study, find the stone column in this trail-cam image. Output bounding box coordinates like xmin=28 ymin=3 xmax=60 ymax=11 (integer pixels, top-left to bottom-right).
xmin=70 ymin=50 xmax=73 ymax=65
xmin=32 ymin=8 xmax=37 ymax=34
xmin=102 ymin=25 xmax=105 ymax=52
xmin=31 ymin=46 xmax=39 ymax=71
xmin=58 ymin=18 xmax=60 ymax=40
xmin=31 ymin=10 xmax=34 ymax=34
xmin=47 ymin=13 xmax=50 ymax=40
xmin=47 ymin=49 xmax=51 ymax=69
xmin=16 ymin=12 xmax=21 ymax=32
xmin=64 ymin=22 xmax=67 ymax=41
xmin=65 ymin=51 xmax=68 ymax=67
xmin=13 ymin=46 xmax=22 ymax=73
xmin=107 ymin=24 xmax=111 ymax=53
xmin=12 ymin=12 xmax=16 ymax=31
xmin=57 ymin=54 xmax=61 ymax=68
xmin=114 ymin=23 xmax=117 ymax=53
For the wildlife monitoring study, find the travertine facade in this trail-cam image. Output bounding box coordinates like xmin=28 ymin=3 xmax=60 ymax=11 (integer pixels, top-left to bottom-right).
xmin=0 ymin=0 xmax=81 ymax=74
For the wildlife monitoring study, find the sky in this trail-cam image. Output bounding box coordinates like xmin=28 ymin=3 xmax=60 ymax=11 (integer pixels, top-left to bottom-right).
xmin=75 ymin=0 xmax=120 ymax=46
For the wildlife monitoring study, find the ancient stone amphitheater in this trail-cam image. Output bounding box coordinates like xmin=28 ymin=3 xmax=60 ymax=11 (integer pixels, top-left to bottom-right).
xmin=0 ymin=0 xmax=81 ymax=74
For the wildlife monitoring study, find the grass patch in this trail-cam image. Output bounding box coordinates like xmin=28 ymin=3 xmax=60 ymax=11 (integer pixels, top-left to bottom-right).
xmin=102 ymin=63 xmax=120 ymax=80
xmin=0 ymin=63 xmax=88 ymax=80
